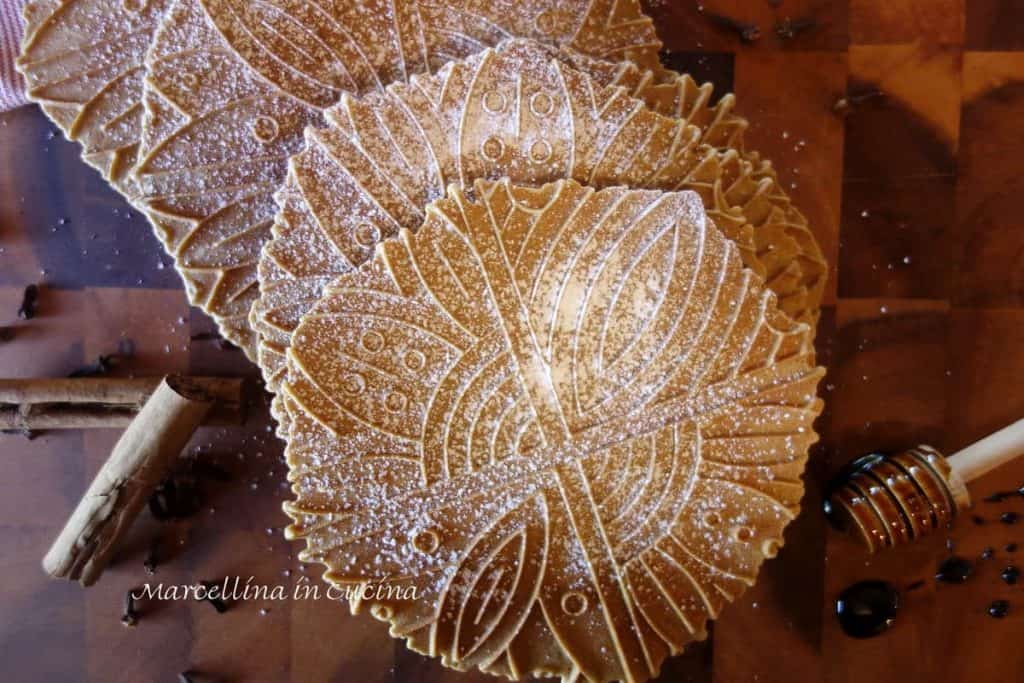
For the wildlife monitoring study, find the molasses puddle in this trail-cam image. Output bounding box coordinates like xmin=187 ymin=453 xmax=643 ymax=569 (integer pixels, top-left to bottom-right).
xmin=936 ymin=555 xmax=974 ymax=584
xmin=989 ymin=600 xmax=1010 ymax=619
xmin=835 ymin=581 xmax=901 ymax=638
xmin=1001 ymin=566 xmax=1020 ymax=585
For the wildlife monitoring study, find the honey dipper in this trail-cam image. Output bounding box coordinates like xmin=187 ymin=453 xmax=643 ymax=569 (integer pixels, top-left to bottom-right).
xmin=825 ymin=418 xmax=1024 ymax=553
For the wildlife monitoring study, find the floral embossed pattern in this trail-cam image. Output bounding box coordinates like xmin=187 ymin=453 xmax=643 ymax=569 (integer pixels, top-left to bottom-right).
xmin=253 ymin=41 xmax=827 ymax=431
xmin=132 ymin=0 xmax=663 ymax=356
xmin=283 ymin=178 xmax=824 ymax=682
xmin=17 ymin=0 xmax=172 ymax=195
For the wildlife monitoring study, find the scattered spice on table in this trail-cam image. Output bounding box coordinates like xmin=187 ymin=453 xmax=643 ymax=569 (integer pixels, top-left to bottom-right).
xmin=149 ymin=477 xmax=202 ymax=520
xmin=17 ymin=284 xmax=39 ymax=320
xmin=121 ymin=588 xmax=140 ymax=627
xmin=833 ymin=90 xmax=884 ymax=116
xmin=702 ymin=10 xmax=761 ymax=42
xmin=143 ymin=538 xmax=159 ymax=575
xmin=775 ymin=16 xmax=816 ymax=41
xmin=67 ymin=353 xmax=122 ymax=378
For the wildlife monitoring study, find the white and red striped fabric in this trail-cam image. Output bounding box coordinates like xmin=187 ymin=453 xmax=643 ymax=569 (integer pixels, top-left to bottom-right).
xmin=0 ymin=0 xmax=27 ymax=111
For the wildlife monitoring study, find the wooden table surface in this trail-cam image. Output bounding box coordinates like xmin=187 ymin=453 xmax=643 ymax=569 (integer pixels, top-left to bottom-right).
xmin=3 ymin=1 xmax=1024 ymax=681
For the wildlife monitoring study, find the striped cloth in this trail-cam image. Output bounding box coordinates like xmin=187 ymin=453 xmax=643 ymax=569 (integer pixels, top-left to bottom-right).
xmin=1 ymin=0 xmax=26 ymax=111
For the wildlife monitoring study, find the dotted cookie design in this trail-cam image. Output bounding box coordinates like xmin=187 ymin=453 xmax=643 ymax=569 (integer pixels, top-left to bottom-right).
xmin=282 ymin=178 xmax=824 ymax=682
xmin=254 ymin=42 xmax=827 ymax=430
xmin=131 ymin=0 xmax=662 ymax=356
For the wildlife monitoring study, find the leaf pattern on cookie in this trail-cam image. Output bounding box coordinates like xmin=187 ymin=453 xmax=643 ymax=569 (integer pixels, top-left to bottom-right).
xmin=254 ymin=41 xmax=827 ymax=425
xmin=283 ymin=178 xmax=824 ymax=682
xmin=134 ymin=0 xmax=663 ymax=356
xmin=17 ymin=0 xmax=172 ymax=195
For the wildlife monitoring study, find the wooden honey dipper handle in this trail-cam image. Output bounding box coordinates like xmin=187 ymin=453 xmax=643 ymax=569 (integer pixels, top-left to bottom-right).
xmin=948 ymin=418 xmax=1024 ymax=484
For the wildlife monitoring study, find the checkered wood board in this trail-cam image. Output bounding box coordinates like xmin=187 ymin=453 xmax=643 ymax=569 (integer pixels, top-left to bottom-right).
xmin=1 ymin=1 xmax=1023 ymax=681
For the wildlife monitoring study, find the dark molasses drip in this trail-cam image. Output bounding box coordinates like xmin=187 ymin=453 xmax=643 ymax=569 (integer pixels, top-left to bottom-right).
xmin=1001 ymin=566 xmax=1020 ymax=585
xmin=835 ymin=580 xmax=901 ymax=639
xmin=989 ymin=600 xmax=1010 ymax=619
xmin=936 ymin=556 xmax=973 ymax=584
xmin=822 ymin=454 xmax=888 ymax=529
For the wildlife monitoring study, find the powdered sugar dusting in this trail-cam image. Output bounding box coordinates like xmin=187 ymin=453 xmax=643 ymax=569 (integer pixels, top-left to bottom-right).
xmin=281 ymin=178 xmax=824 ymax=681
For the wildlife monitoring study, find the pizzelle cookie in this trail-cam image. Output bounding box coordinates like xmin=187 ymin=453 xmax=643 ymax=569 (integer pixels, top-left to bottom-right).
xmin=253 ymin=41 xmax=827 ymax=424
xmin=16 ymin=0 xmax=172 ymax=196
xmin=133 ymin=0 xmax=663 ymax=357
xmin=282 ymin=178 xmax=824 ymax=682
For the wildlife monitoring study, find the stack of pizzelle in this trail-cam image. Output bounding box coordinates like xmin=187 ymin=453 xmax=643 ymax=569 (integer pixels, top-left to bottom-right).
xmin=19 ymin=2 xmax=826 ymax=681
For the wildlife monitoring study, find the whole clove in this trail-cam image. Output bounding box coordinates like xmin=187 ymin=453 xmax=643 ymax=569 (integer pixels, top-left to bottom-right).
xmin=1006 ymin=543 xmax=1018 ymax=553
xmin=196 ymin=580 xmax=228 ymax=613
xmin=149 ymin=456 xmax=228 ymax=522
xmin=67 ymin=353 xmax=122 ymax=378
xmin=143 ymin=539 xmax=159 ymax=575
xmin=833 ymin=89 xmax=884 ymax=116
xmin=17 ymin=284 xmax=39 ymax=320
xmin=1001 ymin=512 xmax=1019 ymax=525
xmin=775 ymin=16 xmax=817 ymax=41
xmin=121 ymin=588 xmax=140 ymax=627
xmin=148 ymin=474 xmax=203 ymax=520
xmin=148 ymin=480 xmax=174 ymax=521
xmin=703 ymin=10 xmax=761 ymax=43
xmin=0 ymin=326 xmax=14 ymax=343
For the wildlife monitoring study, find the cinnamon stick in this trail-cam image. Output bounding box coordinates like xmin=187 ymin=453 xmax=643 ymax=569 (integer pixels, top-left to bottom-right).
xmin=0 ymin=377 xmax=244 ymax=429
xmin=42 ymin=376 xmax=215 ymax=586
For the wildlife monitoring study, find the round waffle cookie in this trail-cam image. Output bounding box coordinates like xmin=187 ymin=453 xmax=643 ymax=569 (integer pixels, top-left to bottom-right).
xmin=133 ymin=0 xmax=664 ymax=357
xmin=282 ymin=177 xmax=824 ymax=682
xmin=17 ymin=0 xmax=172 ymax=196
xmin=253 ymin=41 xmax=826 ymax=427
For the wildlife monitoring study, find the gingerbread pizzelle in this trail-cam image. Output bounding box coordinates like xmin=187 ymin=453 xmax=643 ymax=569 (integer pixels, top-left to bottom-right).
xmin=282 ymin=178 xmax=825 ymax=682
xmin=252 ymin=41 xmax=827 ymax=428
xmin=16 ymin=0 xmax=172 ymax=197
xmin=132 ymin=0 xmax=664 ymax=357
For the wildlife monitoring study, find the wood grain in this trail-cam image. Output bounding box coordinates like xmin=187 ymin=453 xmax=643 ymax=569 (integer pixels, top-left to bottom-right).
xmin=2 ymin=2 xmax=1024 ymax=681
